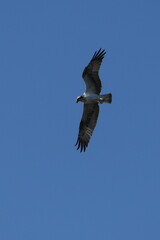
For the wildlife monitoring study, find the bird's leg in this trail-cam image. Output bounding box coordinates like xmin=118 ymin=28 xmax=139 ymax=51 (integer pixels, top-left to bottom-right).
xmin=99 ymin=98 xmax=103 ymax=104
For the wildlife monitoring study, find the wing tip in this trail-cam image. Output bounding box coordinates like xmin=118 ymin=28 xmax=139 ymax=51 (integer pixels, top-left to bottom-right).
xmin=75 ymin=139 xmax=87 ymax=152
xmin=92 ymin=48 xmax=106 ymax=60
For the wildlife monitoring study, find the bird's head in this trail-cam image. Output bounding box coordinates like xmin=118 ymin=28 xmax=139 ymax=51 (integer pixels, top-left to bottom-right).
xmin=76 ymin=96 xmax=84 ymax=103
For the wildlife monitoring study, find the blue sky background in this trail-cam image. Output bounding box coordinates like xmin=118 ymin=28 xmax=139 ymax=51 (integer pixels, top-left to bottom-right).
xmin=0 ymin=0 xmax=160 ymax=239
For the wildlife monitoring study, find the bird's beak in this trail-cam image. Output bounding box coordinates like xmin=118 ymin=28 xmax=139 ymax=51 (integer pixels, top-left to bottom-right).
xmin=76 ymin=99 xmax=79 ymax=103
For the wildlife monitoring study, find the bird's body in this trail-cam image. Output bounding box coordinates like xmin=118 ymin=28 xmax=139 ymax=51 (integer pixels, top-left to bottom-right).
xmin=79 ymin=92 xmax=100 ymax=103
xmin=78 ymin=92 xmax=112 ymax=104
xmin=75 ymin=49 xmax=112 ymax=152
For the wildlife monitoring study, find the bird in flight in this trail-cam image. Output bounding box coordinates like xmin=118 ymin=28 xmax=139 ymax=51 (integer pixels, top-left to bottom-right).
xmin=75 ymin=48 xmax=112 ymax=152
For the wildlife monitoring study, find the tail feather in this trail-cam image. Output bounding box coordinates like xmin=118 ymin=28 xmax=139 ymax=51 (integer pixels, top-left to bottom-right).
xmin=100 ymin=93 xmax=112 ymax=103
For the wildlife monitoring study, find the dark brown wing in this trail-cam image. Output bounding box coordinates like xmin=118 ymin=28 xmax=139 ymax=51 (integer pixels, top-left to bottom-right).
xmin=82 ymin=49 xmax=106 ymax=94
xmin=75 ymin=103 xmax=99 ymax=152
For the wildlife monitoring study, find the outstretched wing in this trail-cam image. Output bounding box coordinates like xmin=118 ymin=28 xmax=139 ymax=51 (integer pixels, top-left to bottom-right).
xmin=82 ymin=48 xmax=106 ymax=94
xmin=75 ymin=103 xmax=99 ymax=152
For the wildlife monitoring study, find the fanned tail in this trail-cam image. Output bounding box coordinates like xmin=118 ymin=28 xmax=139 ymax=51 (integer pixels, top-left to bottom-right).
xmin=100 ymin=93 xmax=112 ymax=103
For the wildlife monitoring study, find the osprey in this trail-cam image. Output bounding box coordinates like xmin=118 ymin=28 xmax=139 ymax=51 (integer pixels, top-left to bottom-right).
xmin=75 ymin=48 xmax=112 ymax=152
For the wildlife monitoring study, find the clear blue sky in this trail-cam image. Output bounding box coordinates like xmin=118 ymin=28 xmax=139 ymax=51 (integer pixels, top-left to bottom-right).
xmin=0 ymin=0 xmax=160 ymax=239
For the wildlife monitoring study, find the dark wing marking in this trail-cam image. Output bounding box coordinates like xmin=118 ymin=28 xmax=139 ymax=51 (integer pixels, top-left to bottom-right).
xmin=82 ymin=48 xmax=106 ymax=94
xmin=75 ymin=103 xmax=99 ymax=152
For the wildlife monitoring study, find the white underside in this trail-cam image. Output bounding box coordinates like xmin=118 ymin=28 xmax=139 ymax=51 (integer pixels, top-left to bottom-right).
xmin=83 ymin=92 xmax=100 ymax=103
